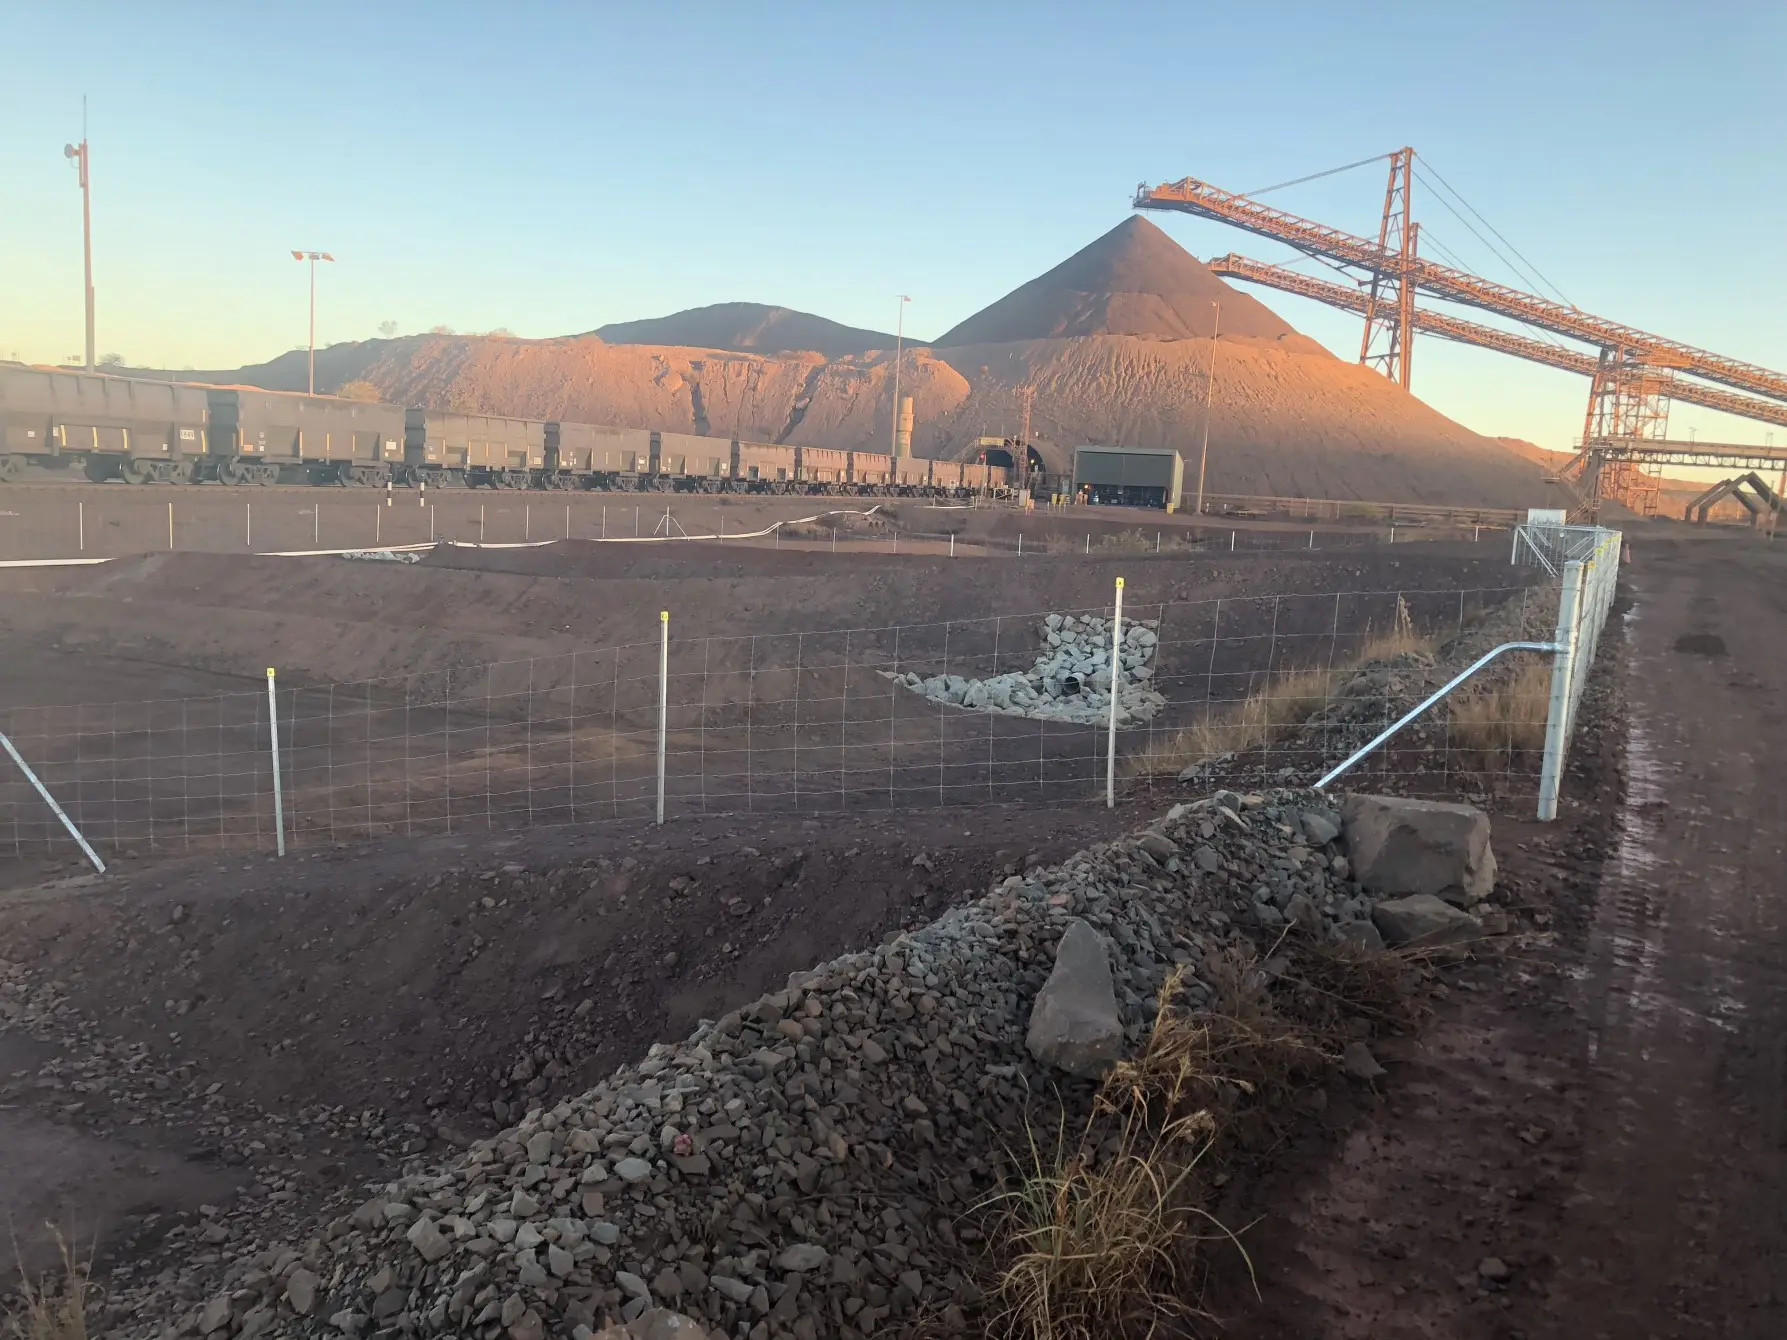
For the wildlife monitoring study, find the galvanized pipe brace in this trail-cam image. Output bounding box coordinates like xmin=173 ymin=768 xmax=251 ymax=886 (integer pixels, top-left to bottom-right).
xmin=1314 ymin=640 xmax=1562 ymax=792
xmin=0 ymin=729 xmax=107 ymax=874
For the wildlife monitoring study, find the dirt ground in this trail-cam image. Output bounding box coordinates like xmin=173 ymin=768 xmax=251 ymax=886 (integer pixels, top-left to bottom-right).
xmin=0 ymin=482 xmax=1503 ymax=562
xmin=1212 ymin=531 xmax=1787 ymax=1340
xmin=0 ymin=800 xmax=1150 ymax=1284
xmin=6 ymin=522 xmax=1782 ymax=1335
xmin=0 ymin=539 xmax=1526 ymax=882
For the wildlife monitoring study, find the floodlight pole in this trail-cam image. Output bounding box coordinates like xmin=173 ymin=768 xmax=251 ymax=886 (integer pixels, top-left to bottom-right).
xmin=291 ymin=250 xmax=335 ymax=394
xmin=891 ymin=295 xmax=910 ymax=458
xmin=63 ymin=100 xmax=95 ymax=371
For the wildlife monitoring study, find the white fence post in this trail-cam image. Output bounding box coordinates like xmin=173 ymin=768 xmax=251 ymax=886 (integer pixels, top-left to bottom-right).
xmin=246 ymin=501 xmax=252 ymax=548
xmin=0 ymin=730 xmax=106 ymax=874
xmin=656 ymin=611 xmax=670 ymax=824
xmin=78 ymin=501 xmax=84 ymax=552
xmin=167 ymin=501 xmax=174 ymax=550
xmin=267 ymin=667 xmax=287 ymax=856
xmin=1537 ymin=560 xmax=1585 ymax=821
xmin=1106 ymin=575 xmax=1124 ymax=809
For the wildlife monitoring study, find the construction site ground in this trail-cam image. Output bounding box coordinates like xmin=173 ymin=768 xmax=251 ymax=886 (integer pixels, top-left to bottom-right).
xmin=0 ymin=526 xmax=1781 ymax=1337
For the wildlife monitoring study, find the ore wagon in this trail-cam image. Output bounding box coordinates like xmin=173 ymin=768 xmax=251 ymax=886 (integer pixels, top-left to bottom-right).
xmin=206 ymin=388 xmax=404 ymax=485
xmin=0 ymin=364 xmax=208 ymax=483
xmin=734 ymin=440 xmax=798 ymax=491
xmin=403 ymin=410 xmax=546 ymax=488
xmin=545 ymin=422 xmax=651 ymax=489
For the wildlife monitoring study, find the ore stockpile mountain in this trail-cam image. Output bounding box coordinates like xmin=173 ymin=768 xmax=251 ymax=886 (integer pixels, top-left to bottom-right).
xmin=189 ymin=218 xmax=1552 ymax=506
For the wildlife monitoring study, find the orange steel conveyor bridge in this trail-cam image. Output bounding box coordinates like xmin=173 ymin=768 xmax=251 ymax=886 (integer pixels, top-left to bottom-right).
xmin=1134 ymin=154 xmax=1787 ymax=517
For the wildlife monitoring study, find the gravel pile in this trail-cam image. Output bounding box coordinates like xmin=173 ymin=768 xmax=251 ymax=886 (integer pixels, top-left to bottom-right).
xmin=132 ymin=784 xmax=1505 ymax=1340
xmin=885 ymin=612 xmax=1165 ymax=725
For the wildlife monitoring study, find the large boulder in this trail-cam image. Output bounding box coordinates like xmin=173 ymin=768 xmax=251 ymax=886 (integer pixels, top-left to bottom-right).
xmin=1341 ymin=795 xmax=1497 ymax=906
xmin=1371 ymin=893 xmax=1482 ymax=948
xmin=1025 ymin=919 xmax=1123 ymax=1077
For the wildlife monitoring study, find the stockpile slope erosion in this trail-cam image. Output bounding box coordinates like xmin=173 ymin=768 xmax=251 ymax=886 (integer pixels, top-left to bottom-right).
xmin=202 ymin=219 xmax=1550 ymax=507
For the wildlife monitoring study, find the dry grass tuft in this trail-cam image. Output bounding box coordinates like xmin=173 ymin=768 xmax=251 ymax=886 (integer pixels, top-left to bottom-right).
xmin=1094 ymin=530 xmax=1155 ymax=554
xmin=5 ymin=1234 xmax=92 ymax=1340
xmin=985 ymin=1106 xmax=1222 ymax=1340
xmin=984 ymin=975 xmax=1249 ymax=1340
xmin=1128 ymin=598 xmax=1437 ymax=779
xmin=1448 ymin=659 xmax=1551 ymax=766
xmin=982 ymin=942 xmax=1425 ymax=1339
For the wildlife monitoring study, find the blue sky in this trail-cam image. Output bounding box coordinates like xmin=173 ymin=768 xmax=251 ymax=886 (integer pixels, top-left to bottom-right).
xmin=3 ymin=0 xmax=1783 ymax=451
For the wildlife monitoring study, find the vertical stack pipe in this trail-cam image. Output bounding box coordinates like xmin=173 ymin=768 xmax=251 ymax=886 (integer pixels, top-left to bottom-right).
xmin=894 ymin=396 xmax=914 ymax=460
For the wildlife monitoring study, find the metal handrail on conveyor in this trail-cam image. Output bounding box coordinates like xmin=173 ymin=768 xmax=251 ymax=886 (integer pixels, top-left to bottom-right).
xmin=1314 ymin=641 xmax=1562 ymax=791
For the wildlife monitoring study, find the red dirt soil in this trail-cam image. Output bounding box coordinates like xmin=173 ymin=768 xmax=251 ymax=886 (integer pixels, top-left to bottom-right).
xmin=1214 ymin=532 xmax=1787 ymax=1340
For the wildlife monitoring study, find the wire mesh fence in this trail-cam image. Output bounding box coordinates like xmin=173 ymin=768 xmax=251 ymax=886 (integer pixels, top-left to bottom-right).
xmin=0 ymin=492 xmax=1509 ymax=563
xmin=0 ymin=574 xmax=1593 ymax=867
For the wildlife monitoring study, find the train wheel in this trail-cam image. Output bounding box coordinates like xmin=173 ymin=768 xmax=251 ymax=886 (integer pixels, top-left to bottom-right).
xmin=0 ymin=455 xmax=21 ymax=483
xmin=120 ymin=458 xmax=154 ymax=485
xmin=217 ymin=458 xmax=245 ymax=485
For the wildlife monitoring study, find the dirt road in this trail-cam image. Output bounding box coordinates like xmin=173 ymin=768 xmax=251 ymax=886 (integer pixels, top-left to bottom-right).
xmin=1534 ymin=539 xmax=1787 ymax=1338
xmin=1222 ymin=535 xmax=1787 ymax=1339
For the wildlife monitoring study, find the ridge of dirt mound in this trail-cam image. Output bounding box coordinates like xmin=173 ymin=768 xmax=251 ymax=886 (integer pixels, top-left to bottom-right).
xmin=592 ymin=302 xmax=897 ymax=357
xmin=932 ymin=216 xmax=1311 ymax=348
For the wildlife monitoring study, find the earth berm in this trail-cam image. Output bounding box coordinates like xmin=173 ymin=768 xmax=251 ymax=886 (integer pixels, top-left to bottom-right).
xmin=104 ymin=784 xmax=1507 ymax=1340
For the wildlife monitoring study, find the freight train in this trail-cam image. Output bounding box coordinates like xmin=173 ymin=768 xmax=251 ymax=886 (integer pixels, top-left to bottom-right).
xmin=0 ymin=363 xmax=1012 ymax=496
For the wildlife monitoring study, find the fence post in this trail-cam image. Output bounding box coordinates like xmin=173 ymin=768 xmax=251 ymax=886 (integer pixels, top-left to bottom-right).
xmin=375 ymin=506 xmax=381 ymax=545
xmin=0 ymin=729 xmax=107 ymax=874
xmin=1230 ymin=530 xmax=1236 ymax=551
xmin=525 ymin=504 xmax=531 ymax=541
xmin=314 ymin=503 xmax=320 ymax=546
xmin=1536 ymin=560 xmax=1585 ymax=821
xmin=1106 ymin=575 xmax=1124 ymax=809
xmin=656 ymin=610 xmax=669 ymax=825
xmin=266 ymin=667 xmax=287 ymax=856
xmin=1017 ymin=533 xmax=1022 ymax=555
xmin=949 ymin=533 xmax=954 ymax=558
xmin=167 ymin=501 xmax=174 ymax=550
xmin=565 ymin=503 xmax=571 ymax=539
xmin=78 ymin=501 xmax=84 ymax=552
xmin=246 ymin=501 xmax=252 ymax=548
